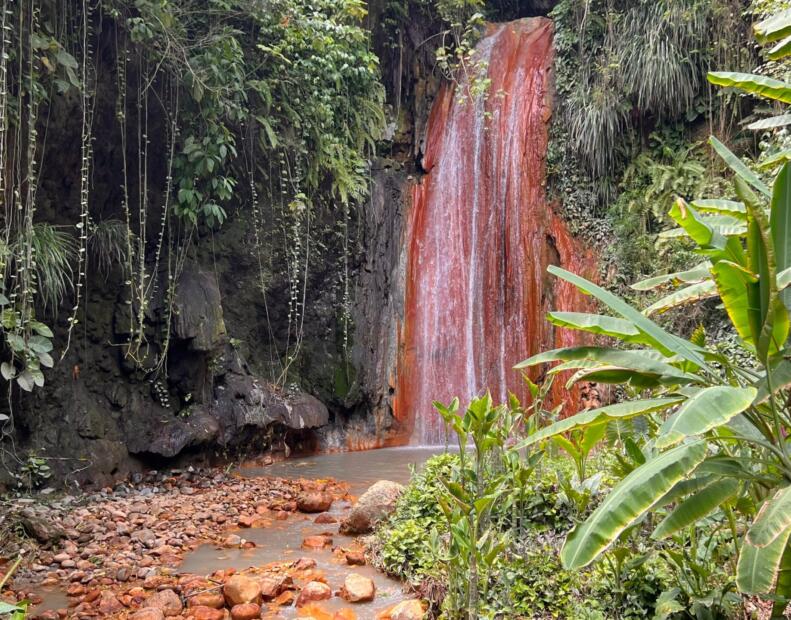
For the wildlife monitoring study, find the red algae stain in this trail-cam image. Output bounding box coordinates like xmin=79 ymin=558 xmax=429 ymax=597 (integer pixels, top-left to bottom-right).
xmin=395 ymin=18 xmax=597 ymax=444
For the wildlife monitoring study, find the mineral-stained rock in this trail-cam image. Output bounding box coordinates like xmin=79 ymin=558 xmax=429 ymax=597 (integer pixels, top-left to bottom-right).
xmin=143 ymin=588 xmax=183 ymax=617
xmin=387 ymin=599 xmax=426 ymax=620
xmin=130 ymin=608 xmax=166 ymax=620
xmin=19 ymin=510 xmax=65 ymax=544
xmin=188 ymin=592 xmax=225 ymax=609
xmin=223 ymin=574 xmax=262 ymax=606
xmin=296 ymin=581 xmax=332 ymax=607
xmin=340 ymin=573 xmax=375 ymax=603
xmin=297 ymin=492 xmax=333 ymax=513
xmin=230 ymin=602 xmax=260 ymax=620
xmin=187 ymin=605 xmax=225 ymax=620
xmin=339 ymin=480 xmax=404 ymax=534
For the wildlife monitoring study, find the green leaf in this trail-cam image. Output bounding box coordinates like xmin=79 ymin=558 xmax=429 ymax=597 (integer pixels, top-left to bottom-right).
xmin=543 ymin=267 xmax=711 ymax=370
xmin=769 ymin=34 xmax=791 ymax=60
xmin=711 ymin=260 xmax=759 ymax=345
xmin=691 ymin=199 xmax=747 ymax=218
xmin=643 ymin=280 xmax=718 ymax=316
xmin=561 ymin=441 xmax=707 ymax=569
xmin=709 ymin=136 xmax=771 ymax=197
xmin=651 ymin=479 xmax=739 ymax=539
xmin=748 ymin=114 xmax=791 ymax=130
xmin=517 ymin=398 xmax=683 ymax=450
xmin=708 ymin=71 xmax=791 ymax=104
xmin=747 ymin=486 xmax=791 ymax=547
xmin=632 ymin=262 xmax=714 ymax=291
xmin=755 ymin=9 xmax=791 ymax=44
xmin=771 ymin=163 xmax=791 ymax=309
xmin=0 ymin=602 xmax=23 ymax=615
xmin=653 ymin=589 xmax=685 ymax=620
xmin=547 ymin=312 xmax=640 ymax=339
xmin=656 ymin=386 xmax=757 ymax=449
xmin=738 ymin=524 xmax=791 ymax=594
xmin=0 ymin=362 xmax=15 ymax=380
xmin=30 ymin=321 xmax=53 ymax=338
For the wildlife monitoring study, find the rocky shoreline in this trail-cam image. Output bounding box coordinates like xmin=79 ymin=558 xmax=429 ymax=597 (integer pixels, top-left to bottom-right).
xmin=0 ymin=467 xmax=424 ymax=620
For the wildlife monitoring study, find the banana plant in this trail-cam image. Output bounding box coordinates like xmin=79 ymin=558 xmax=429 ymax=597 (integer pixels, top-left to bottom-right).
xmin=516 ymin=11 xmax=791 ymax=616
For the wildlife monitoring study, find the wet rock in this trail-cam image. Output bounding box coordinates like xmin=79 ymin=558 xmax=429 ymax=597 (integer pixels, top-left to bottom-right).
xmin=339 ymin=480 xmax=404 ymax=534
xmin=296 ymin=581 xmax=332 ymax=607
xmin=314 ymin=513 xmax=337 ymax=524
xmin=302 ymin=535 xmax=332 ymax=550
xmin=188 ymin=605 xmax=225 ymax=620
xmin=259 ymin=575 xmax=291 ymax=600
xmin=223 ymin=574 xmax=261 ymax=606
xmin=187 ymin=592 xmax=225 ymax=609
xmin=340 ymin=573 xmax=375 ymax=603
xmin=229 ymin=603 xmax=260 ymax=620
xmin=97 ymin=590 xmax=124 ymax=615
xmin=297 ymin=492 xmax=332 ymax=513
xmin=130 ymin=609 xmax=166 ymax=620
xmin=222 ymin=534 xmax=242 ymax=548
xmin=19 ymin=511 xmax=65 ymax=544
xmin=387 ymin=600 xmax=426 ymax=620
xmin=143 ymin=588 xmax=183 ymax=616
xmin=344 ymin=550 xmax=365 ymax=566
xmin=292 ymin=557 xmax=317 ymax=570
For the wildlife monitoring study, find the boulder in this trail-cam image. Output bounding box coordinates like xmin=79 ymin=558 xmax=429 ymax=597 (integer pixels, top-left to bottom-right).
xmin=230 ymin=603 xmax=260 ymax=620
xmin=297 ymin=492 xmax=333 ymax=513
xmin=173 ymin=268 xmax=227 ymax=352
xmin=339 ymin=480 xmax=404 ymax=534
xmin=388 ymin=600 xmax=426 ymax=620
xmin=296 ymin=581 xmax=332 ymax=607
xmin=188 ymin=606 xmax=225 ymax=620
xmin=302 ymin=535 xmax=332 ymax=550
xmin=19 ymin=510 xmax=65 ymax=544
xmin=340 ymin=573 xmax=375 ymax=603
xmin=143 ymin=589 xmax=183 ymax=617
xmin=223 ymin=574 xmax=262 ymax=606
xmin=187 ymin=592 xmax=225 ymax=609
xmin=129 ymin=610 xmax=166 ymax=620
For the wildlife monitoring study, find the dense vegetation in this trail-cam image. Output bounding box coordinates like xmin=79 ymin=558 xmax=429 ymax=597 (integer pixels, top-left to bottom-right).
xmin=375 ymin=4 xmax=791 ymax=619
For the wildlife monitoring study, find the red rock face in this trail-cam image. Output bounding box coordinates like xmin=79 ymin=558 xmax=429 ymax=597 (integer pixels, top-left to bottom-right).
xmin=395 ymin=18 xmax=596 ymax=444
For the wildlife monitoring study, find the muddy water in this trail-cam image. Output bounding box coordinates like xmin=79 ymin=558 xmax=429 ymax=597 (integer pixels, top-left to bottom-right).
xmin=179 ymin=448 xmax=441 ymax=617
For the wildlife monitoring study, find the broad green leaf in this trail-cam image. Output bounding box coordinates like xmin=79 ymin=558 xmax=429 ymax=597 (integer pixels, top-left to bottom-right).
xmin=711 ymin=260 xmax=758 ymax=345
xmin=755 ymin=358 xmax=791 ymax=404
xmin=517 ymin=398 xmax=683 ymax=450
xmin=0 ymin=362 xmax=15 ymax=380
xmin=737 ymin=524 xmax=791 ymax=594
xmin=561 ymin=441 xmax=707 ymax=569
xmin=643 ymin=281 xmax=718 ymax=316
xmin=656 ymin=386 xmax=757 ymax=449
xmin=632 ymin=262 xmax=713 ymax=291
xmin=709 ymin=136 xmax=771 ymax=197
xmin=748 ymin=114 xmax=791 ymax=130
xmin=547 ymin=312 xmax=639 ymax=339
xmin=708 ymin=71 xmax=791 ymax=104
xmin=760 ymin=149 xmax=791 ymax=170
xmin=771 ymin=163 xmax=791 ymax=309
xmin=516 ymin=346 xmax=700 ymax=384
xmin=654 ymin=475 xmax=717 ymax=508
xmin=545 ymin=267 xmax=711 ymax=371
xmin=691 ymin=199 xmax=747 ymax=218
xmin=659 ymin=216 xmax=747 ymax=239
xmin=666 ymin=200 xmax=727 ymax=249
xmin=581 ymin=422 xmax=607 ymax=455
xmin=779 ymin=266 xmax=791 ymax=290
xmin=0 ymin=603 xmax=23 ymax=615
xmin=755 ymin=9 xmax=791 ymax=44
xmin=651 ymin=479 xmax=739 ymax=539
xmin=653 ymin=589 xmax=685 ymax=620
xmin=747 ymin=486 xmax=791 ymax=547
xmin=770 ymin=34 xmax=791 ymax=60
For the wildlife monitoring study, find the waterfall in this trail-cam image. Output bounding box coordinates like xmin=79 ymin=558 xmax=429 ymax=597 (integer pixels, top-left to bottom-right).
xmin=394 ymin=18 xmax=596 ymax=446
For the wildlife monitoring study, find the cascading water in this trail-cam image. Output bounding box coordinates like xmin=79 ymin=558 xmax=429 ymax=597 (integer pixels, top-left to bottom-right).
xmin=395 ymin=18 xmax=596 ymax=445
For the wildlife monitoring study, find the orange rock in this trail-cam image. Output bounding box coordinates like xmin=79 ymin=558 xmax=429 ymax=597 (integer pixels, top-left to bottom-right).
xmin=224 ymin=574 xmax=262 ymax=606
xmin=144 ymin=588 xmax=183 ymax=616
xmin=314 ymin=514 xmax=337 ymax=524
xmin=130 ymin=609 xmax=166 ymax=620
xmin=97 ymin=590 xmax=124 ymax=615
xmin=295 ymin=581 xmax=332 ymax=607
xmin=230 ymin=602 xmax=260 ymax=620
xmin=339 ymin=574 xmax=375 ymax=603
xmin=272 ymin=590 xmax=296 ymax=606
xmin=238 ymin=515 xmax=256 ymax=528
xmin=296 ymin=492 xmax=333 ymax=513
xmin=344 ymin=551 xmax=365 ymax=566
xmin=187 ymin=593 xmax=225 ymax=609
xmin=187 ymin=605 xmax=225 ymax=620
xmin=302 ymin=535 xmax=332 ymax=550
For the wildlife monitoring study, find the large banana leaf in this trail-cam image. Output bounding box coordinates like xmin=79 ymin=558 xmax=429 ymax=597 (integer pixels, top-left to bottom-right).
xmin=771 ymin=163 xmax=791 ymax=310
xmin=643 ymin=281 xmax=718 ymax=316
xmin=747 ymin=486 xmax=791 ymax=547
xmin=740 ymin=179 xmax=790 ymax=360
xmin=754 ymin=9 xmax=791 ymax=44
xmin=737 ymin=524 xmax=791 ymax=594
xmin=516 ymin=398 xmax=683 ymax=450
xmin=632 ymin=262 xmax=713 ymax=291
xmin=515 ymin=346 xmax=700 ymax=385
xmin=545 ymin=267 xmax=711 ymax=371
xmin=666 ymin=200 xmax=746 ymax=265
xmin=769 ymin=34 xmax=791 ymax=60
xmin=547 ymin=312 xmax=640 ymax=339
xmin=708 ymin=72 xmax=791 ymax=104
xmin=561 ymin=441 xmax=707 ymax=569
xmin=655 ymin=386 xmax=757 ymax=449
xmin=710 ymin=137 xmax=772 ymax=197
xmin=651 ymin=478 xmax=739 ymax=539
xmin=691 ymin=199 xmax=746 ymax=218
xmin=711 ymin=260 xmax=758 ymax=344
xmin=748 ymin=114 xmax=791 ymax=131
xmin=754 ymin=358 xmax=791 ymax=404
xmin=654 ymin=475 xmax=717 ymax=508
